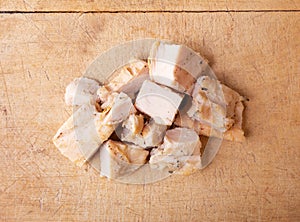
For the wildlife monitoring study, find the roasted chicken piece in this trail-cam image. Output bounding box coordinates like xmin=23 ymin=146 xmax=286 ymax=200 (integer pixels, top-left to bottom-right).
xmin=149 ymin=127 xmax=201 ymax=172
xmin=102 ymin=92 xmax=136 ymax=125
xmin=53 ymin=104 xmax=114 ymax=167
xmin=53 ymin=92 xmax=135 ymax=167
xmin=135 ymin=80 xmax=184 ymax=125
xmin=174 ymin=113 xmax=245 ymax=142
xmin=142 ymin=118 xmax=167 ymax=147
xmin=106 ymin=60 xmax=149 ymax=99
xmin=120 ymin=115 xmax=167 ymax=148
xmin=148 ymin=41 xmax=207 ymax=93
xmin=176 ymin=75 xmax=245 ymax=141
xmin=120 ymin=114 xmax=145 ymax=147
xmin=65 ymin=77 xmax=100 ymax=106
xmin=99 ymin=140 xmax=149 ymax=179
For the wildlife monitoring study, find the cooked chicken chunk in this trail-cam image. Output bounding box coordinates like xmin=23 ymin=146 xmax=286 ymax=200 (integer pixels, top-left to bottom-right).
xmin=54 ymin=91 xmax=135 ymax=167
xmin=148 ymin=41 xmax=207 ymax=93
xmin=187 ymin=95 xmax=234 ymax=132
xmin=174 ymin=143 xmax=201 ymax=175
xmin=120 ymin=115 xmax=167 ymax=148
xmin=96 ymin=86 xmax=119 ymax=110
xmin=95 ymin=60 xmax=149 ymax=103
xmin=187 ymin=75 xmax=245 ymax=133
xmin=193 ymin=76 xmax=244 ymax=118
xmin=135 ymin=80 xmax=184 ymax=125
xmin=103 ymin=92 xmax=136 ymax=125
xmin=106 ymin=60 xmax=149 ymax=93
xmin=174 ymin=113 xmax=245 ymax=142
xmin=149 ymin=128 xmax=201 ymax=172
xmin=99 ymin=140 xmax=149 ymax=179
xmin=123 ymin=114 xmax=144 ymax=135
xmin=160 ymin=127 xmax=201 ymax=156
xmin=142 ymin=119 xmax=167 ymax=147
xmin=96 ymin=85 xmax=111 ymax=103
xmin=118 ymin=72 xmax=150 ymax=99
xmin=65 ymin=77 xmax=100 ymax=106
xmin=120 ymin=114 xmax=145 ymax=147
xmin=53 ymin=104 xmax=114 ymax=167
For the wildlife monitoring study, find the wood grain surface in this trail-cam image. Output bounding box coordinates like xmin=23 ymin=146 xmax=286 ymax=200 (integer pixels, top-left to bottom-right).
xmin=1 ymin=0 xmax=300 ymax=12
xmin=0 ymin=8 xmax=299 ymax=222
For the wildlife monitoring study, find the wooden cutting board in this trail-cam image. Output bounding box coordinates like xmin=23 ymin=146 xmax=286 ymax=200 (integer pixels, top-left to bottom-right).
xmin=0 ymin=1 xmax=299 ymax=221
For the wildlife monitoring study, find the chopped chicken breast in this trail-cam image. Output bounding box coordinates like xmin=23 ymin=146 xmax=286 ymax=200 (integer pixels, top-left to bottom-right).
xmin=135 ymin=80 xmax=184 ymax=125
xmin=187 ymin=96 xmax=234 ymax=132
xmin=96 ymin=85 xmax=111 ymax=104
xmin=118 ymin=72 xmax=150 ymax=99
xmin=123 ymin=114 xmax=144 ymax=135
xmin=65 ymin=77 xmax=100 ymax=106
xmin=175 ymin=143 xmax=201 ymax=175
xmin=53 ymin=104 xmax=114 ymax=167
xmin=103 ymin=92 xmax=136 ymax=125
xmin=96 ymin=60 xmax=149 ymax=101
xmin=142 ymin=119 xmax=167 ymax=147
xmin=148 ymin=41 xmax=207 ymax=93
xmin=120 ymin=114 xmax=145 ymax=147
xmin=174 ymin=113 xmax=207 ymax=136
xmin=149 ymin=128 xmax=201 ymax=172
xmin=120 ymin=115 xmax=167 ymax=148
xmin=174 ymin=113 xmax=245 ymax=142
xmin=99 ymin=140 xmax=149 ymax=179
xmin=160 ymin=127 xmax=201 ymax=156
xmin=106 ymin=60 xmax=148 ymax=92
xmin=55 ymin=42 xmax=247 ymax=182
xmin=96 ymin=87 xmax=119 ymax=110
xmin=193 ymin=76 xmax=244 ymax=119
xmin=187 ymin=75 xmax=246 ymax=132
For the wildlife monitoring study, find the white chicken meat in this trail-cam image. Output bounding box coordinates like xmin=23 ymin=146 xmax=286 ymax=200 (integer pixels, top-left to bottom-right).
xmin=65 ymin=77 xmax=100 ymax=106
xmin=99 ymin=140 xmax=149 ymax=179
xmin=135 ymin=80 xmax=184 ymax=125
xmin=149 ymin=41 xmax=207 ymax=93
xmin=149 ymin=127 xmax=201 ymax=172
xmin=120 ymin=115 xmax=167 ymax=148
xmin=53 ymin=104 xmax=114 ymax=167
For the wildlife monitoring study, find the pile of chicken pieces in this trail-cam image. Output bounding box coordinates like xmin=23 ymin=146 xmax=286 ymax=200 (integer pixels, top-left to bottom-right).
xmin=53 ymin=41 xmax=246 ymax=179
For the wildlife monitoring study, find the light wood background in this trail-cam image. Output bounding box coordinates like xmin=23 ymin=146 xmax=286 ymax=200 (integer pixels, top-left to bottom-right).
xmin=0 ymin=1 xmax=299 ymax=221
